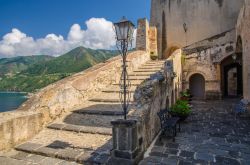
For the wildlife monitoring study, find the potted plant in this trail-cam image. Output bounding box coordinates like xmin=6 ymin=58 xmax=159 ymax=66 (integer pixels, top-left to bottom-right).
xmin=150 ymin=51 xmax=158 ymax=60
xmin=170 ymin=100 xmax=191 ymax=121
xmin=180 ymin=90 xmax=192 ymax=102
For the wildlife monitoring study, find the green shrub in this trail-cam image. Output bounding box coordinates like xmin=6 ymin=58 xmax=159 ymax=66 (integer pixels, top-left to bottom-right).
xmin=170 ymin=100 xmax=191 ymax=116
xmin=180 ymin=90 xmax=190 ymax=97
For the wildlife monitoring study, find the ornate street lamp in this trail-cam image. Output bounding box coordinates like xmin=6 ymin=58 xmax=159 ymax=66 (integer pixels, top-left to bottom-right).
xmin=114 ymin=17 xmax=135 ymax=120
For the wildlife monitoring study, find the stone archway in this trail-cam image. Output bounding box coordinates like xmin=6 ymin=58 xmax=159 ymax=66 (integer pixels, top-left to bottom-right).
xmin=220 ymin=36 xmax=243 ymax=98
xmin=223 ymin=63 xmax=243 ymax=97
xmin=189 ymin=73 xmax=205 ymax=100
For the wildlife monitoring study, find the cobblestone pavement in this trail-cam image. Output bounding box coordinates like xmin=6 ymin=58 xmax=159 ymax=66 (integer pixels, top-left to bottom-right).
xmin=139 ymin=99 xmax=250 ymax=165
xmin=0 ymin=60 xmax=165 ymax=165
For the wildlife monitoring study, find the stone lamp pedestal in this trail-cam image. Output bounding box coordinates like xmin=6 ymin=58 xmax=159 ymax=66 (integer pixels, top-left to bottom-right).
xmin=108 ymin=119 xmax=141 ymax=165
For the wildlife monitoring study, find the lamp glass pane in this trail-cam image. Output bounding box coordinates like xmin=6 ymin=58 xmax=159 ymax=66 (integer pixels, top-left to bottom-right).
xmin=121 ymin=22 xmax=128 ymax=40
xmin=114 ymin=24 xmax=122 ymax=40
xmin=128 ymin=23 xmax=135 ymax=41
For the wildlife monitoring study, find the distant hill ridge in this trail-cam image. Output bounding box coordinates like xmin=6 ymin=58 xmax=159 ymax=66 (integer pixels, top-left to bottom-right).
xmin=0 ymin=55 xmax=54 ymax=77
xmin=0 ymin=46 xmax=118 ymax=92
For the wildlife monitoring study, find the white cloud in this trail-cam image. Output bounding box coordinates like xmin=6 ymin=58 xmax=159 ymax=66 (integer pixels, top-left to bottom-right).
xmin=0 ymin=18 xmax=137 ymax=58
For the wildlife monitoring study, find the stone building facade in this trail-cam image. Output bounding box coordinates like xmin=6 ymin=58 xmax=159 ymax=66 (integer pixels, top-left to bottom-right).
xmin=136 ymin=0 xmax=250 ymax=100
xmin=236 ymin=0 xmax=250 ymax=101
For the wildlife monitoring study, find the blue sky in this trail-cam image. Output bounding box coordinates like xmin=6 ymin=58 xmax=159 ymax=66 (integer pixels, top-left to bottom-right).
xmin=0 ymin=0 xmax=151 ymax=57
xmin=0 ymin=0 xmax=150 ymax=39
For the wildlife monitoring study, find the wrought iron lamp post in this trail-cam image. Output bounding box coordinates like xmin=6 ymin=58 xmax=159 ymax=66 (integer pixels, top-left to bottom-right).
xmin=114 ymin=17 xmax=135 ymax=120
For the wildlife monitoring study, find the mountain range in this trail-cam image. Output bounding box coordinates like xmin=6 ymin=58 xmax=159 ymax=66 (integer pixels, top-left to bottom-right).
xmin=0 ymin=47 xmax=118 ymax=92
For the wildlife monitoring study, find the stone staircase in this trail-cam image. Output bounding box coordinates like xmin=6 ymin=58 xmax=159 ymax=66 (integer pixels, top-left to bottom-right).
xmin=0 ymin=60 xmax=165 ymax=165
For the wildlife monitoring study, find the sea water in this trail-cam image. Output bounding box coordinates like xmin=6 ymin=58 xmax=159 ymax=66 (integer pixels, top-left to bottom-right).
xmin=0 ymin=92 xmax=27 ymax=112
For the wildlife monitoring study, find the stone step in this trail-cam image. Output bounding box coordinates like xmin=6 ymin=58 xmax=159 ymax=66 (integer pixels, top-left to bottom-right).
xmin=102 ymin=89 xmax=136 ymax=93
xmin=145 ymin=60 xmax=165 ymax=64
xmin=7 ymin=151 xmax=80 ymax=165
xmin=134 ymin=68 xmax=162 ymax=72
xmin=75 ymin=109 xmax=124 ymax=116
xmin=112 ymin=82 xmax=142 ymax=86
xmin=133 ymin=70 xmax=160 ymax=73
xmin=116 ymin=79 xmax=144 ymax=84
xmin=15 ymin=141 xmax=110 ymax=164
xmin=73 ymin=102 xmax=135 ymax=116
xmin=140 ymin=65 xmax=163 ymax=67
xmin=142 ymin=65 xmax=164 ymax=68
xmin=129 ymin=72 xmax=154 ymax=76
xmin=15 ymin=128 xmax=112 ymax=164
xmin=89 ymin=92 xmax=135 ymax=103
xmin=128 ymin=75 xmax=150 ymax=79
xmin=52 ymin=112 xmax=121 ymax=128
xmin=48 ymin=123 xmax=112 ymax=135
xmin=89 ymin=98 xmax=134 ymax=103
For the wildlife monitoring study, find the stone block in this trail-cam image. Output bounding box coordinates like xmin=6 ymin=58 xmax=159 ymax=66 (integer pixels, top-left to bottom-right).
xmin=0 ymin=156 xmax=27 ymax=165
xmin=25 ymin=154 xmax=46 ymax=163
xmin=10 ymin=152 xmax=30 ymax=160
xmin=40 ymin=157 xmax=63 ymax=165
xmin=47 ymin=123 xmax=66 ymax=130
xmin=63 ymin=124 xmax=81 ymax=133
xmin=36 ymin=146 xmax=59 ymax=157
xmin=77 ymin=151 xmax=97 ymax=164
xmin=15 ymin=142 xmax=42 ymax=153
xmin=56 ymin=148 xmax=82 ymax=161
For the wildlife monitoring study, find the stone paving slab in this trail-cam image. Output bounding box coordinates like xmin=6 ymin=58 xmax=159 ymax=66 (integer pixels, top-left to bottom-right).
xmin=139 ymin=99 xmax=250 ymax=165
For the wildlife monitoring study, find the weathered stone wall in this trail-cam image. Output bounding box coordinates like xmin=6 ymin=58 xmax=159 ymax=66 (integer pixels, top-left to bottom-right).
xmin=150 ymin=0 xmax=244 ymax=58
xmin=183 ymin=47 xmax=220 ymax=99
xmin=236 ymin=0 xmax=250 ymax=101
xmin=0 ymin=51 xmax=150 ymax=151
xmin=182 ymin=29 xmax=240 ymax=99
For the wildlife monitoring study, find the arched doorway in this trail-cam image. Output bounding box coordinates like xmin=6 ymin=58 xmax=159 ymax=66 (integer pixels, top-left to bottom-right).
xmin=223 ymin=63 xmax=242 ymax=97
xmin=189 ymin=74 xmax=205 ymax=100
xmin=220 ymin=38 xmax=243 ymax=98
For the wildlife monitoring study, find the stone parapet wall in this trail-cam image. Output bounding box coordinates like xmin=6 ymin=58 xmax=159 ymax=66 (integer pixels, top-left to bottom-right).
xmin=0 ymin=111 xmax=43 ymax=151
xmin=0 ymin=50 xmax=150 ymax=151
xmin=131 ymin=72 xmax=167 ymax=154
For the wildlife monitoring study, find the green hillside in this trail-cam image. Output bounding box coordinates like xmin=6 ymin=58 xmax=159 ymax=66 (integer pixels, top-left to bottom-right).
xmin=22 ymin=47 xmax=118 ymax=75
xmin=0 ymin=55 xmax=54 ymax=77
xmin=0 ymin=47 xmax=118 ymax=92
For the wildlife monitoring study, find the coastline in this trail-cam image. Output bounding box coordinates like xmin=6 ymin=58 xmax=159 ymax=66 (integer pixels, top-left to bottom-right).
xmin=0 ymin=91 xmax=33 ymax=98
